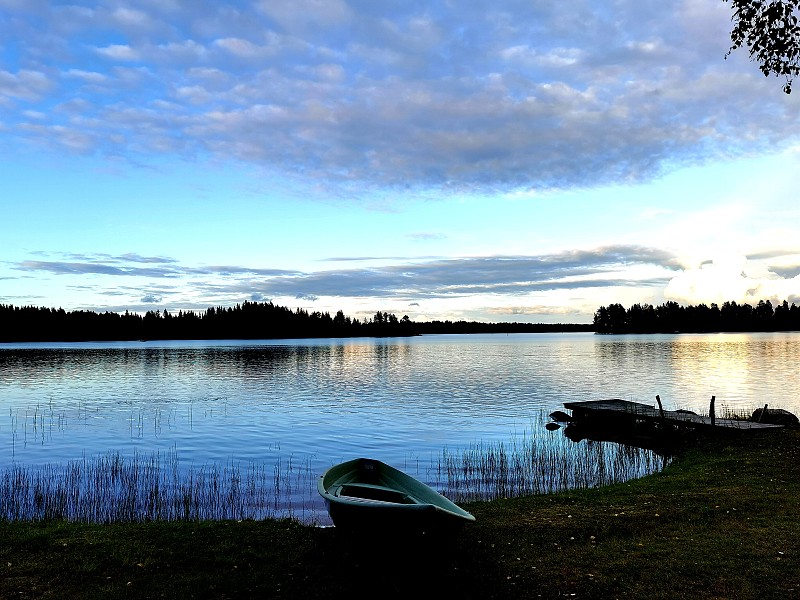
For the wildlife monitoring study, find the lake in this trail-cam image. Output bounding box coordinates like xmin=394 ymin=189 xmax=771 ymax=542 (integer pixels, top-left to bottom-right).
xmin=2 ymin=331 xmax=798 ymax=523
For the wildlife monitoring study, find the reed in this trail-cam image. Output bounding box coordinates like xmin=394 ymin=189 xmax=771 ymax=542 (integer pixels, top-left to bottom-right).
xmin=2 ymin=427 xmax=664 ymax=524
xmin=0 ymin=449 xmax=316 ymax=523
xmin=432 ymin=428 xmax=665 ymax=503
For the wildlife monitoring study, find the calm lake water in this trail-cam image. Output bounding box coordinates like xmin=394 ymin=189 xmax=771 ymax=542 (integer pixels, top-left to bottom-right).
xmin=2 ymin=331 xmax=799 ymax=523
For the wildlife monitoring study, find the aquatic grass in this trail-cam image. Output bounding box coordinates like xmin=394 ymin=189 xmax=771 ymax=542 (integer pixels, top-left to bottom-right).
xmin=0 ymin=449 xmax=317 ymax=523
xmin=433 ymin=428 xmax=665 ymax=503
xmin=2 ymin=419 xmax=666 ymax=524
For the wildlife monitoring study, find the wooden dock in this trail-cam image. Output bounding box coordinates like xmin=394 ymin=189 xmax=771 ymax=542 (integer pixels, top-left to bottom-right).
xmin=562 ymin=399 xmax=784 ymax=433
xmin=556 ymin=398 xmax=786 ymax=452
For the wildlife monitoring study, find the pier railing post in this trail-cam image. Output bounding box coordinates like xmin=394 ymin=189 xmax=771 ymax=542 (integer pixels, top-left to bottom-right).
xmin=709 ymin=395 xmax=716 ymax=426
xmin=656 ymin=395 xmax=665 ymax=419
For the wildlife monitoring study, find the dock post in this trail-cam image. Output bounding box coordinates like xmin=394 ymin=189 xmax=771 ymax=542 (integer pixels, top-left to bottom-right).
xmin=709 ymin=395 xmax=716 ymax=426
xmin=656 ymin=395 xmax=665 ymax=419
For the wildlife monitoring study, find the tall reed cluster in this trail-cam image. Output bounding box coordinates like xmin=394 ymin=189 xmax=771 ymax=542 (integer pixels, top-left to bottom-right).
xmin=2 ymin=429 xmax=666 ymax=524
xmin=0 ymin=450 xmax=315 ymax=523
xmin=433 ymin=429 xmax=665 ymax=503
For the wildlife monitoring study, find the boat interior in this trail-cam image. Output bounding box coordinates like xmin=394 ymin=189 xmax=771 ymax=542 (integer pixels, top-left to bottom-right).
xmin=334 ymin=483 xmax=419 ymax=504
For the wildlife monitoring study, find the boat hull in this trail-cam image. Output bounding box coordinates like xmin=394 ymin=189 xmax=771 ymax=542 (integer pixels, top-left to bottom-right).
xmin=318 ymin=458 xmax=475 ymax=532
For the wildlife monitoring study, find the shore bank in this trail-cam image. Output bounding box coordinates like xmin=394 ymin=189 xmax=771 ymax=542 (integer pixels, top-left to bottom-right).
xmin=2 ymin=429 xmax=798 ymax=599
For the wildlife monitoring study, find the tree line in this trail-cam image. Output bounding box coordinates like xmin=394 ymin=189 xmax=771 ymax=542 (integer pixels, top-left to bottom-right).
xmin=0 ymin=302 xmax=415 ymax=342
xmin=0 ymin=301 xmax=588 ymax=343
xmin=4 ymin=298 xmax=795 ymax=342
xmin=594 ymin=300 xmax=800 ymax=334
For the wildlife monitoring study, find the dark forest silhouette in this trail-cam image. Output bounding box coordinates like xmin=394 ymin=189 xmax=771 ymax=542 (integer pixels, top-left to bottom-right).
xmin=3 ymin=298 xmax=796 ymax=342
xmin=0 ymin=301 xmax=589 ymax=343
xmin=594 ymin=300 xmax=800 ymax=334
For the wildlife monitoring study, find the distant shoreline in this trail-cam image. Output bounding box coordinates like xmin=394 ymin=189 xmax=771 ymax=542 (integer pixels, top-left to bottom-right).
xmin=4 ymin=298 xmax=799 ymax=343
xmin=0 ymin=301 xmax=592 ymax=343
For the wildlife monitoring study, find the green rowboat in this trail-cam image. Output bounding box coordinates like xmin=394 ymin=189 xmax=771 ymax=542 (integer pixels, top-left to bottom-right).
xmin=318 ymin=458 xmax=476 ymax=531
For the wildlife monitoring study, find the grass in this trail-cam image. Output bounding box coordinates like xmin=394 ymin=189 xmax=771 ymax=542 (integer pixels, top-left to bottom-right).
xmin=2 ymin=428 xmax=798 ymax=599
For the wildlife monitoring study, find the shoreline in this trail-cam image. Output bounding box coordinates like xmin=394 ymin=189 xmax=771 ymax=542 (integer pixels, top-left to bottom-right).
xmin=2 ymin=428 xmax=797 ymax=599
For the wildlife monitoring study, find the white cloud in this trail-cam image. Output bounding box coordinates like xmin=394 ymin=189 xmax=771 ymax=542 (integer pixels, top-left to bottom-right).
xmin=665 ymin=255 xmax=800 ymax=306
xmin=213 ymin=37 xmax=273 ymax=59
xmin=175 ymin=85 xmax=212 ymax=105
xmin=298 ymin=63 xmax=346 ymax=82
xmin=65 ymin=69 xmax=108 ymax=83
xmin=22 ymin=110 xmax=46 ymax=120
xmin=256 ymin=0 xmax=353 ymax=33
xmin=111 ymin=7 xmax=152 ymax=28
xmin=501 ymin=45 xmax=583 ymax=68
xmin=0 ymin=70 xmax=51 ymax=101
xmin=95 ymin=44 xmax=140 ymax=61
xmin=156 ymin=40 xmax=208 ymax=63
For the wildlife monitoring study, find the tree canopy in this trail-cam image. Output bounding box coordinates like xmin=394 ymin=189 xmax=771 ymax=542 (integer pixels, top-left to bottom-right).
xmin=594 ymin=299 xmax=800 ymax=333
xmin=725 ymin=0 xmax=800 ymax=93
xmin=0 ymin=302 xmax=587 ymax=343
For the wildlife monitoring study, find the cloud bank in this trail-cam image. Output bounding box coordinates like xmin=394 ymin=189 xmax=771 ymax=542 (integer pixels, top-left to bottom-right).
xmin=1 ymin=0 xmax=797 ymax=195
xmin=8 ymin=246 xmax=800 ymax=319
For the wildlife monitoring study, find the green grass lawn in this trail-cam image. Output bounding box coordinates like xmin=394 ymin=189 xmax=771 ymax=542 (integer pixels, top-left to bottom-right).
xmin=2 ymin=429 xmax=798 ymax=599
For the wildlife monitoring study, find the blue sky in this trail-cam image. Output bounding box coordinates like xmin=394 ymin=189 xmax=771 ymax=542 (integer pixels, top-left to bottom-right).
xmin=1 ymin=0 xmax=799 ymax=324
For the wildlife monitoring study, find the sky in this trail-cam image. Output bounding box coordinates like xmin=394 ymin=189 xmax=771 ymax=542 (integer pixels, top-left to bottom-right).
xmin=1 ymin=0 xmax=799 ymax=325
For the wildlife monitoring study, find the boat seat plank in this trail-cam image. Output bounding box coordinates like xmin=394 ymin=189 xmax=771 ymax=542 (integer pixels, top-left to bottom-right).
xmin=335 ymin=483 xmax=418 ymax=504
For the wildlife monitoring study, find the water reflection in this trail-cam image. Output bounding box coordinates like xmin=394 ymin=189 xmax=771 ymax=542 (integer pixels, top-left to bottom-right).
xmin=592 ymin=332 xmax=800 ymax=413
xmin=2 ymin=333 xmax=800 ymax=522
